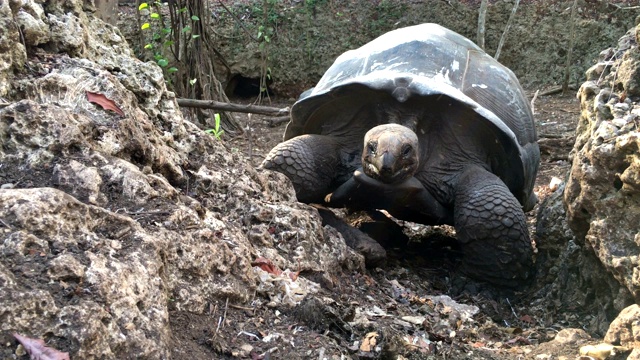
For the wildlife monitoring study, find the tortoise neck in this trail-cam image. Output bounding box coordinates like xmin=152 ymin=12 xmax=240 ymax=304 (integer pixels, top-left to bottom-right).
xmin=377 ymin=102 xmax=421 ymax=133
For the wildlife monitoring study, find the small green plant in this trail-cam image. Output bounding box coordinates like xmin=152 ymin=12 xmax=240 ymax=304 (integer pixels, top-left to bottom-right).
xmin=205 ymin=113 xmax=224 ymax=139
xmin=138 ymin=2 xmax=201 ymax=78
xmin=139 ymin=2 xmax=174 ymax=72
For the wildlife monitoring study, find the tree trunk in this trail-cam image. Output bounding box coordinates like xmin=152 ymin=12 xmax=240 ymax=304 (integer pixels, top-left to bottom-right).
xmin=563 ymin=0 xmax=579 ymax=95
xmin=477 ymin=0 xmax=489 ymax=50
xmin=495 ymin=0 xmax=520 ymax=61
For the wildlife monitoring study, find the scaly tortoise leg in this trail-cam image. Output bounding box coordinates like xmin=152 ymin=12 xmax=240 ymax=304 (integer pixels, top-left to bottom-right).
xmin=453 ymin=165 xmax=534 ymax=287
xmin=261 ymin=134 xmax=340 ymax=203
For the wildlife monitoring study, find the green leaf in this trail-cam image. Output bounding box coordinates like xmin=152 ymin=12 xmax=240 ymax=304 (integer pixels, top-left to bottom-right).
xmin=144 ymin=43 xmax=153 ymax=49
xmin=161 ymin=28 xmax=172 ymax=34
xmin=192 ymin=34 xmax=200 ymax=39
xmin=152 ymin=33 xmax=161 ymax=40
xmin=264 ymin=35 xmax=270 ymax=42
xmin=157 ymin=58 xmax=169 ymax=67
xmin=141 ymin=22 xmax=150 ymax=30
xmin=214 ymin=113 xmax=221 ymax=123
xmin=168 ymin=67 xmax=178 ymax=73
xmin=150 ymin=12 xmax=160 ymax=19
xmin=189 ymin=78 xmax=197 ymax=85
xmin=163 ymin=40 xmax=174 ymax=47
xmin=178 ymin=7 xmax=187 ymax=13
xmin=154 ymin=54 xmax=163 ymax=60
xmin=138 ymin=2 xmax=149 ymax=10
xmin=257 ymin=31 xmax=263 ymax=39
xmin=191 ymin=15 xmax=200 ymax=21
xmin=182 ymin=26 xmax=191 ymax=33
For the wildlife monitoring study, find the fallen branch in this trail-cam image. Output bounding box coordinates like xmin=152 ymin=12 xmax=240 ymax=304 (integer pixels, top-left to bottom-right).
xmin=609 ymin=4 xmax=640 ymax=11
xmin=268 ymin=115 xmax=290 ymax=127
xmin=176 ymin=98 xmax=289 ymax=116
xmin=539 ymin=84 xmax=578 ymax=96
xmin=530 ymin=89 xmax=539 ymax=115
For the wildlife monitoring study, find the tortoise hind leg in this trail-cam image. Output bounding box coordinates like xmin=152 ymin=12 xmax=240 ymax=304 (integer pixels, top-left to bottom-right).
xmin=261 ymin=135 xmax=341 ymax=203
xmin=453 ymin=165 xmax=534 ymax=287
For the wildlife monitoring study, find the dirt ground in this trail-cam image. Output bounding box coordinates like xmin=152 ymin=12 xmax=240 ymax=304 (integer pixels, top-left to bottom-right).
xmin=165 ymin=90 xmax=588 ymax=360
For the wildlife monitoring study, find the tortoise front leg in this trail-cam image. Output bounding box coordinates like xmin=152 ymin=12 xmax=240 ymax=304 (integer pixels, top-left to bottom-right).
xmin=326 ymin=170 xmax=451 ymax=224
xmin=261 ymin=135 xmax=340 ymax=203
xmin=453 ymin=165 xmax=534 ymax=287
xmin=314 ymin=205 xmax=387 ymax=267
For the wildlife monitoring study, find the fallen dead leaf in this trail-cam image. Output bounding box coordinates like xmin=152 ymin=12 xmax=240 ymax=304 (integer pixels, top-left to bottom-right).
xmin=360 ymin=331 xmax=379 ymax=352
xmin=519 ymin=314 xmax=536 ymax=325
xmin=86 ymin=91 xmax=125 ymax=116
xmin=13 ymin=333 xmax=70 ymax=360
xmin=404 ymin=334 xmax=434 ymax=354
xmin=251 ymin=257 xmax=282 ymax=276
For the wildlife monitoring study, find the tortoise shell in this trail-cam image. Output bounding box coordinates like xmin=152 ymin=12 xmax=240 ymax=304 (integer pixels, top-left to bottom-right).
xmin=285 ymin=23 xmax=539 ymax=209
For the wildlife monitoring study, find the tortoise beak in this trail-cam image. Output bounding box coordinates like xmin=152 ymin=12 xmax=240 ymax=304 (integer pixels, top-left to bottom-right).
xmin=368 ymin=151 xmax=401 ymax=183
xmin=377 ymin=152 xmax=396 ymax=178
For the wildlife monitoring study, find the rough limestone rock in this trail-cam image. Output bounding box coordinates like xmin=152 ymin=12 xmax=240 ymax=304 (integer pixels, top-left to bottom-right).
xmin=0 ymin=0 xmax=27 ymax=97
xmin=565 ymin=24 xmax=640 ymax=301
xmin=535 ymin=185 xmax=633 ymax=336
xmin=0 ymin=1 xmax=361 ymax=358
xmin=605 ymin=304 xmax=640 ymax=351
xmin=534 ymin=26 xmax=640 ymax=336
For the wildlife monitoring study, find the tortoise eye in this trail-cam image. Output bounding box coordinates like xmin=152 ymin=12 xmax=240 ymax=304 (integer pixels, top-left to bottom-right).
xmin=402 ymin=144 xmax=412 ymax=157
xmin=367 ymin=142 xmax=377 ymax=154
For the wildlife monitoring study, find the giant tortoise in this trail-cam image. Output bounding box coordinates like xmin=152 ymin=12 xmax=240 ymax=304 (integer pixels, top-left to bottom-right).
xmin=262 ymin=23 xmax=540 ymax=287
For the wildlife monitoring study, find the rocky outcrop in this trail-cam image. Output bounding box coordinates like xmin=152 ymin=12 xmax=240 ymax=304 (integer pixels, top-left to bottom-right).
xmin=0 ymin=1 xmax=360 ymax=358
xmin=605 ymin=304 xmax=640 ymax=358
xmin=535 ymin=25 xmax=640 ymax=336
xmin=565 ymin=25 xmax=640 ymax=301
xmin=534 ymin=186 xmax=633 ymax=336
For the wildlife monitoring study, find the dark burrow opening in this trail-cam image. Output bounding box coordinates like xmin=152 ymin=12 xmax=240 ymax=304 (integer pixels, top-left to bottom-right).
xmin=225 ymin=74 xmax=273 ymax=98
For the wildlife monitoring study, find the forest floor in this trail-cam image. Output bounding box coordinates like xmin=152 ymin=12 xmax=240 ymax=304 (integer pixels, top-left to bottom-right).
xmin=166 ymin=90 xmax=599 ymax=360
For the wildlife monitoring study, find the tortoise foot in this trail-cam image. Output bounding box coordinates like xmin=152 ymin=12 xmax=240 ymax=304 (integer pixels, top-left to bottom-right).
xmin=316 ymin=207 xmax=387 ymax=267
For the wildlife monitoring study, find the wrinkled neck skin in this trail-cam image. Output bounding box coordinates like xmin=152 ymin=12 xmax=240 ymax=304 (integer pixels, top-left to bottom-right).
xmin=377 ymin=102 xmax=422 ymax=133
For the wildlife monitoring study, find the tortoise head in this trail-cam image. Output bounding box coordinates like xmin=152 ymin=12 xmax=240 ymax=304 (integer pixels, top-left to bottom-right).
xmin=362 ymin=124 xmax=419 ymax=184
